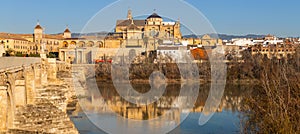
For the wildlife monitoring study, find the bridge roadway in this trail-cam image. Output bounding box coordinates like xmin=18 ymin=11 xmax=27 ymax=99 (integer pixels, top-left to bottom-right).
xmin=0 ymin=57 xmax=41 ymax=70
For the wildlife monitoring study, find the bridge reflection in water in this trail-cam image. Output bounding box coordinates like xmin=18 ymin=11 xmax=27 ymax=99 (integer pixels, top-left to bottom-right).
xmin=70 ymin=82 xmax=255 ymax=134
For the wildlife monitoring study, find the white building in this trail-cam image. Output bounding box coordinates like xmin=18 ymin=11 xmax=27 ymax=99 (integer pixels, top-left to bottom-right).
xmin=157 ymin=45 xmax=189 ymax=63
xmin=226 ymin=38 xmax=254 ymax=46
xmin=262 ymin=35 xmax=284 ymax=46
xmin=252 ymin=39 xmax=264 ymax=44
xmin=263 ymin=39 xmax=283 ymax=46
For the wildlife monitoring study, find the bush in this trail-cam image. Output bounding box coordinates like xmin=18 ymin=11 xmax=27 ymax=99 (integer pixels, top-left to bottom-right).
xmin=241 ymin=56 xmax=300 ymax=133
xmin=29 ymin=53 xmax=40 ymax=57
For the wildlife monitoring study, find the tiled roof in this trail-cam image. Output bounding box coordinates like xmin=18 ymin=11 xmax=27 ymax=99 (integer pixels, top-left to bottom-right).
xmin=0 ymin=33 xmax=29 ymax=41
xmin=35 ymin=25 xmax=43 ymax=29
xmin=64 ymin=28 xmax=71 ymax=33
xmin=147 ymin=13 xmax=162 ymax=19
xmin=44 ymin=34 xmax=64 ymax=40
xmin=127 ymin=23 xmax=140 ymax=30
xmin=116 ymin=20 xmax=145 ymax=26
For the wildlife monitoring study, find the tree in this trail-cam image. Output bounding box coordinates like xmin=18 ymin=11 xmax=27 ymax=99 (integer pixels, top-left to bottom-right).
xmin=6 ymin=48 xmax=15 ymax=56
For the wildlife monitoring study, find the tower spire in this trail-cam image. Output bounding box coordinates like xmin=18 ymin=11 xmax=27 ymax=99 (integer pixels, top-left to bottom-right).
xmin=127 ymin=8 xmax=132 ymax=20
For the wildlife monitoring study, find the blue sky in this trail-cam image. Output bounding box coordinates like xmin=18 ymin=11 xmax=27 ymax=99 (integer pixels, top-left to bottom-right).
xmin=0 ymin=0 xmax=299 ymax=37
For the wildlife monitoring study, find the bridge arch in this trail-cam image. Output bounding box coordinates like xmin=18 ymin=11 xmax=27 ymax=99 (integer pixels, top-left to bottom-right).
xmin=6 ymin=81 xmax=14 ymax=129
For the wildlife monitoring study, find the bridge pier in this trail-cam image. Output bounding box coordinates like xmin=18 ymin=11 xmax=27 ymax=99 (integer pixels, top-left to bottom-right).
xmin=41 ymin=59 xmax=48 ymax=86
xmin=15 ymin=80 xmax=26 ymax=106
xmin=47 ymin=58 xmax=57 ymax=80
xmin=25 ymin=67 xmax=36 ymax=104
xmin=0 ymin=85 xmax=8 ymax=131
xmin=34 ymin=64 xmax=42 ymax=88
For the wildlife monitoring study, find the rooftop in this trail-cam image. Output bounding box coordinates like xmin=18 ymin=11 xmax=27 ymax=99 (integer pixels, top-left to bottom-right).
xmin=147 ymin=13 xmax=162 ymax=19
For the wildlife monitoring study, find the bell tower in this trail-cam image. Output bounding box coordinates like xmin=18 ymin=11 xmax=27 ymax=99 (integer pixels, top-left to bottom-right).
xmin=34 ymin=20 xmax=43 ymax=42
xmin=127 ymin=8 xmax=132 ymax=20
xmin=63 ymin=25 xmax=71 ymax=39
xmin=174 ymin=18 xmax=182 ymax=39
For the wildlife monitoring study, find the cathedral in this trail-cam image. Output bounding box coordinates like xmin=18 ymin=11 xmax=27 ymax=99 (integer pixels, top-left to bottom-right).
xmin=115 ymin=9 xmax=182 ymax=40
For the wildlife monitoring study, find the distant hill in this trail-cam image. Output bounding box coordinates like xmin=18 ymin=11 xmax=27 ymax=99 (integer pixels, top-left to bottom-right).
xmin=218 ymin=34 xmax=266 ymax=40
xmin=183 ymin=34 xmax=266 ymax=40
xmin=52 ymin=31 xmax=110 ymax=38
xmin=72 ymin=32 xmax=110 ymax=38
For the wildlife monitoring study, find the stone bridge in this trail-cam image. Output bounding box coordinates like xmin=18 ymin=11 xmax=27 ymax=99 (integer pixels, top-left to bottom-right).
xmin=0 ymin=57 xmax=77 ymax=133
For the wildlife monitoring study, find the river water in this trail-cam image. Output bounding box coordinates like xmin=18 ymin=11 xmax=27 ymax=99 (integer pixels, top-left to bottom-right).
xmin=70 ymin=83 xmax=254 ymax=134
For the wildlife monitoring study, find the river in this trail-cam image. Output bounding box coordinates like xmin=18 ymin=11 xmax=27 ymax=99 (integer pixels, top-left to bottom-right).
xmin=69 ymin=83 xmax=255 ymax=134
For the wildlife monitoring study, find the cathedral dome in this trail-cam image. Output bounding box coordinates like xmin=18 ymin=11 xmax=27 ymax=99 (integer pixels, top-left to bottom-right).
xmin=35 ymin=24 xmax=43 ymax=30
xmin=147 ymin=13 xmax=162 ymax=19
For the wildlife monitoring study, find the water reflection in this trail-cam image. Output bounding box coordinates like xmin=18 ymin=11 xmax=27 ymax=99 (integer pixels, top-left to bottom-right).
xmin=70 ymin=83 xmax=254 ymax=134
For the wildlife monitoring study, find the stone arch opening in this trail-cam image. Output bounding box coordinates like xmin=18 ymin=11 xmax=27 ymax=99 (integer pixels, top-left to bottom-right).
xmin=63 ymin=41 xmax=68 ymax=48
xmin=70 ymin=41 xmax=76 ymax=48
xmin=87 ymin=41 xmax=94 ymax=47
xmin=96 ymin=41 xmax=104 ymax=48
xmin=78 ymin=41 xmax=85 ymax=47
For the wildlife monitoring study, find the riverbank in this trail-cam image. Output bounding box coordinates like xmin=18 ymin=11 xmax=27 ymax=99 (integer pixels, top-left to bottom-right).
xmin=96 ymin=77 xmax=260 ymax=85
xmin=94 ymin=63 xmax=260 ymax=85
